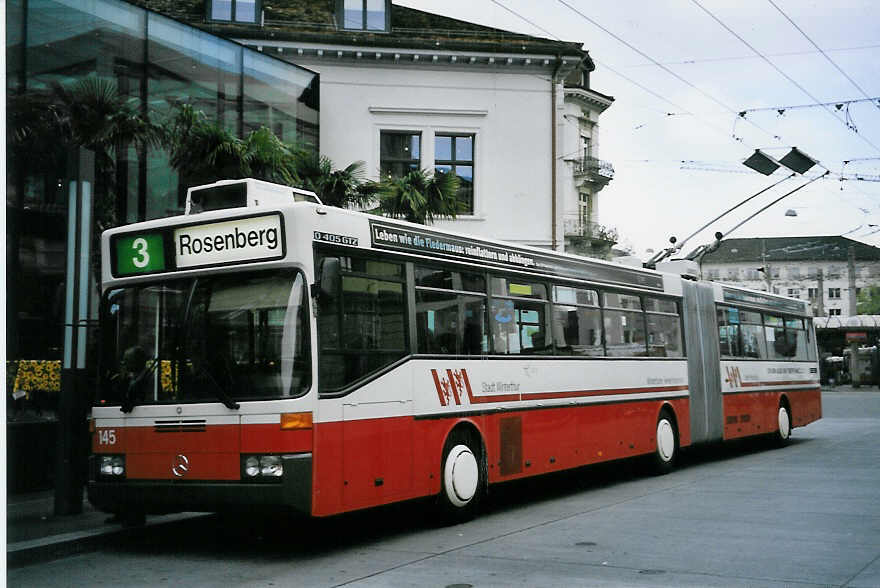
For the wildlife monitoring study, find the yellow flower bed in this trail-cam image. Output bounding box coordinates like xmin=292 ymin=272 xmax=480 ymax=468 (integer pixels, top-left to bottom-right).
xmin=159 ymin=359 xmax=177 ymax=393
xmin=12 ymin=360 xmax=62 ymax=396
xmin=8 ymin=359 xmax=181 ymax=399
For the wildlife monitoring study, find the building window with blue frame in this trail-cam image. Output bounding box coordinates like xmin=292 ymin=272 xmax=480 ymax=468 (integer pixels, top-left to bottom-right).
xmin=435 ymin=134 xmax=475 ymax=214
xmin=208 ymin=0 xmax=260 ymax=23
xmin=339 ymin=0 xmax=389 ymax=31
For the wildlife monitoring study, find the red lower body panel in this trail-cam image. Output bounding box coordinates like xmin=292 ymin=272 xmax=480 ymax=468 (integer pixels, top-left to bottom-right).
xmin=93 ymin=423 xmax=313 ymax=481
xmin=722 ymin=387 xmax=821 ymax=440
xmin=311 ymin=398 xmax=690 ymax=516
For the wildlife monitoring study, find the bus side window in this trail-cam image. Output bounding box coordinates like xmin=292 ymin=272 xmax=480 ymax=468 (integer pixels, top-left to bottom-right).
xmin=764 ymin=314 xmax=794 ymax=360
xmin=489 ymin=277 xmax=550 ymax=355
xmin=717 ymin=306 xmax=741 ymax=358
xmin=739 ymin=310 xmax=766 ymax=359
xmin=603 ymin=292 xmax=646 ymax=357
xmin=786 ymin=317 xmax=807 ymax=360
xmin=645 ymin=297 xmax=683 ymax=358
xmin=552 ymin=285 xmax=603 ymax=356
xmin=316 ymin=254 xmax=407 ymax=394
xmin=414 ymin=267 xmax=488 ymax=356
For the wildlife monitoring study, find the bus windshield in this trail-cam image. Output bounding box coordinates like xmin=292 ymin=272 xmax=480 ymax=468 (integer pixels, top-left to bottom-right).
xmin=99 ymin=271 xmax=310 ymax=409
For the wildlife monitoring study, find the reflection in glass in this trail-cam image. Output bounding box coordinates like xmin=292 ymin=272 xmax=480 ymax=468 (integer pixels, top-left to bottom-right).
xmin=344 ymin=0 xmax=362 ymax=28
xmin=604 ymin=309 xmax=646 ymax=357
xmin=7 ymin=0 xmax=318 ymax=365
xmin=212 ymin=0 xmax=232 ymax=20
xmin=366 ymin=0 xmax=385 ymax=30
xmin=456 ymin=136 xmax=473 ymax=160
xmin=435 ymin=136 xmax=452 ymax=160
xmin=380 ymin=132 xmax=420 ymax=179
xmin=235 ymin=0 xmax=256 ymax=22
xmin=99 ymin=272 xmax=310 ymax=406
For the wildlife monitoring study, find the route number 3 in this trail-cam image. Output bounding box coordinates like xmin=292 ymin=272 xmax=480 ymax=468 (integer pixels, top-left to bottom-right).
xmin=98 ymin=429 xmax=117 ymax=445
xmin=131 ymin=237 xmax=150 ymax=268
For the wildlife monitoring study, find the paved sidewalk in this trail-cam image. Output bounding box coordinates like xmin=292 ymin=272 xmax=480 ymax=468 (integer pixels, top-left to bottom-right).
xmin=6 ymin=490 xmax=206 ymax=567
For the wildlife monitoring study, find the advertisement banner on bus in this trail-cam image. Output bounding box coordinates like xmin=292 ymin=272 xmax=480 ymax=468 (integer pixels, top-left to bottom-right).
xmin=369 ymin=220 xmax=663 ymax=290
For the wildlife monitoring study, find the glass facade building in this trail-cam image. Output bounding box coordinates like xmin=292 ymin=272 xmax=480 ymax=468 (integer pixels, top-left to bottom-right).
xmin=6 ymin=0 xmax=319 ymax=369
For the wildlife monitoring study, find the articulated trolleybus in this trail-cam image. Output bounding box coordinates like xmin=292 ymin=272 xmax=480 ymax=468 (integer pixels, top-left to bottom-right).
xmin=90 ymin=179 xmax=821 ymax=522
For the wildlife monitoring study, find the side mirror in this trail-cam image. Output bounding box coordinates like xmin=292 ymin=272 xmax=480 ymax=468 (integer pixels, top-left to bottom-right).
xmin=312 ymin=257 xmax=340 ymax=305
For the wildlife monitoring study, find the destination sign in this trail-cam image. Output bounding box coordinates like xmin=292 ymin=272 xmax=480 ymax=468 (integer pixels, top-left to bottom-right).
xmin=174 ymin=214 xmax=284 ymax=269
xmin=369 ymin=221 xmax=664 ymax=291
xmin=115 ymin=233 xmax=167 ymax=276
xmin=111 ymin=213 xmax=285 ymax=277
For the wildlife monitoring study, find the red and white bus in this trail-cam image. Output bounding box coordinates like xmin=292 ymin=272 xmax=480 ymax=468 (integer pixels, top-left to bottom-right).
xmin=89 ymin=178 xmax=821 ymax=523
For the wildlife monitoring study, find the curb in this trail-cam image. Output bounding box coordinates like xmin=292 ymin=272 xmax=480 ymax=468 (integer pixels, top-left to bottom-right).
xmin=7 ymin=512 xmax=209 ymax=568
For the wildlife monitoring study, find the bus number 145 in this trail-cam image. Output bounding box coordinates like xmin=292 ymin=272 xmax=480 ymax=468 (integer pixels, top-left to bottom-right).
xmin=97 ymin=429 xmax=117 ymax=445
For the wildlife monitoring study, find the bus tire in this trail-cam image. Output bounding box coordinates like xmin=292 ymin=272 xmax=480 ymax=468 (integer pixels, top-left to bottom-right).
xmin=775 ymin=401 xmax=792 ymax=446
xmin=437 ymin=431 xmax=484 ymax=524
xmin=651 ymin=409 xmax=678 ymax=475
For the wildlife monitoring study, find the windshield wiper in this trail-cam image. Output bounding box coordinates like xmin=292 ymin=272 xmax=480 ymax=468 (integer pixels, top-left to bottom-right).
xmin=195 ymin=365 xmax=240 ymax=410
xmin=120 ymin=357 xmax=159 ymax=414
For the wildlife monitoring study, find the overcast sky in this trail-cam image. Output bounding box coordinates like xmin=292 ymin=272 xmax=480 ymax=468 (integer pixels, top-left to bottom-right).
xmin=397 ymin=0 xmax=880 ymax=257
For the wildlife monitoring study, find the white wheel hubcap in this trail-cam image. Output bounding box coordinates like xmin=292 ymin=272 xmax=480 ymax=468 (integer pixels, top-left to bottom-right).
xmin=657 ymin=419 xmax=675 ymax=462
xmin=444 ymin=444 xmax=479 ymax=507
xmin=778 ymin=407 xmax=791 ymax=439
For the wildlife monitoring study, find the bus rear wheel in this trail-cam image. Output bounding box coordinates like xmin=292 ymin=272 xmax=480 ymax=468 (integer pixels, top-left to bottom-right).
xmin=775 ymin=402 xmax=792 ymax=446
xmin=437 ymin=431 xmax=484 ymax=523
xmin=651 ymin=410 xmax=678 ymax=475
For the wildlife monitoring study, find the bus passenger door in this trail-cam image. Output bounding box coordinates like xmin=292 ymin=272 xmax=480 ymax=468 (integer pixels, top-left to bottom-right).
xmin=682 ymin=281 xmax=723 ymax=443
xmin=341 ymin=385 xmax=414 ymax=511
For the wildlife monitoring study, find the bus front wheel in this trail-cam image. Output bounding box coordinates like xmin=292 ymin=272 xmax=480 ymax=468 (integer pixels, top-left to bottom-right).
xmin=651 ymin=410 xmax=678 ymax=475
xmin=438 ymin=431 xmax=484 ymax=523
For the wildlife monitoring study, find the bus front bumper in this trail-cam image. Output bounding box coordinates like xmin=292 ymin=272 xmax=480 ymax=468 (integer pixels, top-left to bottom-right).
xmin=87 ymin=453 xmax=312 ymax=515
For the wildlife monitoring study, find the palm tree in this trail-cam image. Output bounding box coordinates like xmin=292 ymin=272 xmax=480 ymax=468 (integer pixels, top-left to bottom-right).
xmin=54 ymin=76 xmax=160 ymax=160
xmin=163 ymin=104 xmax=249 ymax=186
xmin=164 ymin=104 xmax=307 ymax=189
xmin=376 ymin=169 xmax=463 ymax=224
xmin=294 ymin=151 xmax=382 ymax=209
xmin=10 ymin=76 xmax=161 ymax=231
xmin=10 ymin=76 xmax=162 ymax=282
xmin=240 ymin=126 xmax=299 ymax=186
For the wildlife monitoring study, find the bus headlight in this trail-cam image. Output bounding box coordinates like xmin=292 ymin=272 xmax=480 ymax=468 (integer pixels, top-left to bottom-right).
xmin=241 ymin=455 xmax=284 ymax=479
xmin=244 ymin=456 xmax=260 ymax=478
xmin=260 ymin=456 xmax=283 ymax=477
xmin=99 ymin=455 xmax=125 ymax=477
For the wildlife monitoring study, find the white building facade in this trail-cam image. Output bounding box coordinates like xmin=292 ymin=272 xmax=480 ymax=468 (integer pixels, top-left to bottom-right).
xmin=192 ymin=0 xmax=615 ymax=253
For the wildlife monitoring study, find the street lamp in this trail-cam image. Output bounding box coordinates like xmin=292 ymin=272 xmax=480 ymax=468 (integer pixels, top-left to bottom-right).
xmin=743 ymin=147 xmax=818 ymax=176
xmin=779 ymin=147 xmax=819 ymax=175
xmin=743 ymin=149 xmax=782 ymax=176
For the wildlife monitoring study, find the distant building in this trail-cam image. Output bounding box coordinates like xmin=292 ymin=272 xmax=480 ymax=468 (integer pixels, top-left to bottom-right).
xmin=138 ymin=0 xmax=615 ymax=253
xmin=700 ymin=236 xmax=880 ymax=318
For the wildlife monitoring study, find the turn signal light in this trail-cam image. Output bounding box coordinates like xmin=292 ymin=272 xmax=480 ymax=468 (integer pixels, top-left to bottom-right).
xmin=281 ymin=412 xmax=312 ymax=430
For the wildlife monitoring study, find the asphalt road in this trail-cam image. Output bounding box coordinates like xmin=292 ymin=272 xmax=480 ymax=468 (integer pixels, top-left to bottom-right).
xmin=9 ymin=389 xmax=880 ymax=587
